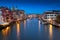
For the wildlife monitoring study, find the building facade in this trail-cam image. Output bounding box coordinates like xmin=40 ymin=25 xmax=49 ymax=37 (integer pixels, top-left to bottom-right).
xmin=0 ymin=6 xmax=13 ymax=22
xmin=44 ymin=10 xmax=60 ymax=21
xmin=0 ymin=9 xmax=3 ymax=22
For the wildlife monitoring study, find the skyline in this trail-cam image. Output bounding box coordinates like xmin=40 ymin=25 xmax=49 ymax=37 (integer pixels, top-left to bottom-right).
xmin=0 ymin=0 xmax=60 ymax=14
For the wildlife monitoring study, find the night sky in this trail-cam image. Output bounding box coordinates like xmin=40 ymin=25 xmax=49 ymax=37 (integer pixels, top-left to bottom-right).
xmin=0 ymin=0 xmax=60 ymax=14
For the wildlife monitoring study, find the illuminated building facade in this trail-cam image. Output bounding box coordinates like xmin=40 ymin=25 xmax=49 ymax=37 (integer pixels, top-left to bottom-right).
xmin=44 ymin=10 xmax=60 ymax=20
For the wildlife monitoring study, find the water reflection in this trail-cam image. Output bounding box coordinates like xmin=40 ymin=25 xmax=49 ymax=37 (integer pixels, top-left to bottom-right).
xmin=44 ymin=25 xmax=48 ymax=32
xmin=24 ymin=20 xmax=26 ymax=30
xmin=2 ymin=26 xmax=10 ymax=40
xmin=38 ymin=20 xmax=41 ymax=31
xmin=0 ymin=19 xmax=60 ymax=40
xmin=49 ymin=24 xmax=53 ymax=40
xmin=16 ymin=22 xmax=20 ymax=40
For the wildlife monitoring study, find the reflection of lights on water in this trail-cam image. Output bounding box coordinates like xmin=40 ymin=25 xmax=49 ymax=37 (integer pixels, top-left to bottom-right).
xmin=44 ymin=26 xmax=47 ymax=32
xmin=2 ymin=27 xmax=10 ymax=36
xmin=49 ymin=24 xmax=53 ymax=40
xmin=27 ymin=19 xmax=30 ymax=21
xmin=24 ymin=20 xmax=26 ymax=30
xmin=2 ymin=26 xmax=10 ymax=40
xmin=38 ymin=20 xmax=40 ymax=31
xmin=16 ymin=23 xmax=20 ymax=36
xmin=16 ymin=22 xmax=20 ymax=40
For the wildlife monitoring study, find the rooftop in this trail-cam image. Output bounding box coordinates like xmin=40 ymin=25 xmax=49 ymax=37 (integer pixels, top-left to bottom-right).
xmin=44 ymin=10 xmax=60 ymax=14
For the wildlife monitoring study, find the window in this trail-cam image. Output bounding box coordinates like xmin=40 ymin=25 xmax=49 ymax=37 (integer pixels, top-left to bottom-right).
xmin=50 ymin=15 xmax=53 ymax=16
xmin=47 ymin=15 xmax=49 ymax=16
xmin=55 ymin=15 xmax=56 ymax=16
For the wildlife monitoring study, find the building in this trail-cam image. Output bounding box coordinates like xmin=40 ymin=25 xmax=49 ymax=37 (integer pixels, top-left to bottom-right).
xmin=32 ymin=14 xmax=37 ymax=18
xmin=11 ymin=6 xmax=21 ymax=20
xmin=43 ymin=10 xmax=60 ymax=21
xmin=19 ymin=10 xmax=25 ymax=20
xmin=27 ymin=14 xmax=33 ymax=19
xmin=37 ymin=14 xmax=42 ymax=19
xmin=12 ymin=11 xmax=18 ymax=20
xmin=19 ymin=10 xmax=25 ymax=17
xmin=0 ymin=6 xmax=13 ymax=22
xmin=6 ymin=9 xmax=13 ymax=19
xmin=0 ymin=9 xmax=3 ymax=22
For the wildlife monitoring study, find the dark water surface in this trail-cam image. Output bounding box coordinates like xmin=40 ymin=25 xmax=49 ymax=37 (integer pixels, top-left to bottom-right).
xmin=0 ymin=18 xmax=60 ymax=40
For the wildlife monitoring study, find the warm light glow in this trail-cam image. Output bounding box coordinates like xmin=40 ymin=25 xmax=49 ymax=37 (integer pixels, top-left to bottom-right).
xmin=16 ymin=22 xmax=20 ymax=40
xmin=48 ymin=19 xmax=51 ymax=21
xmin=48 ymin=19 xmax=52 ymax=24
xmin=2 ymin=27 xmax=10 ymax=36
xmin=49 ymin=24 xmax=53 ymax=40
xmin=24 ymin=20 xmax=26 ymax=30
xmin=1 ymin=22 xmax=9 ymax=26
xmin=2 ymin=26 xmax=10 ymax=40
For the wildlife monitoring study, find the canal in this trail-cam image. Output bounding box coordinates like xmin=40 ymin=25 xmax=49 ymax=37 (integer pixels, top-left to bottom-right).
xmin=0 ymin=18 xmax=60 ymax=40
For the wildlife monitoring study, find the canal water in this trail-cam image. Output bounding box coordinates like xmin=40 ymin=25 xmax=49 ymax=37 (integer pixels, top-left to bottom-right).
xmin=0 ymin=18 xmax=60 ymax=40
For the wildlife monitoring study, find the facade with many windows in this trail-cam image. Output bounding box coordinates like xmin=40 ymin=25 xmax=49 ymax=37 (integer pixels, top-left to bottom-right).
xmin=44 ymin=10 xmax=60 ymax=20
xmin=45 ymin=13 xmax=57 ymax=20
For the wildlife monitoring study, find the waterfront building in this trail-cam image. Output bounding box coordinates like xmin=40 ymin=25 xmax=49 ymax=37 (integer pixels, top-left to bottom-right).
xmin=12 ymin=11 xmax=17 ymax=20
xmin=27 ymin=14 xmax=38 ymax=19
xmin=19 ymin=10 xmax=25 ymax=20
xmin=43 ymin=10 xmax=60 ymax=21
xmin=27 ymin=14 xmax=33 ymax=19
xmin=19 ymin=10 xmax=25 ymax=17
xmin=0 ymin=9 xmax=3 ymax=22
xmin=11 ymin=6 xmax=20 ymax=15
xmin=32 ymin=14 xmax=37 ymax=18
xmin=37 ymin=14 xmax=42 ymax=19
xmin=6 ymin=9 xmax=13 ymax=22
xmin=0 ymin=6 xmax=13 ymax=22
xmin=11 ymin=6 xmax=20 ymax=20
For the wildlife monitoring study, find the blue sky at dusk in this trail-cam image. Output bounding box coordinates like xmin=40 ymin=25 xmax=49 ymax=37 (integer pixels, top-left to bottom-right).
xmin=0 ymin=0 xmax=60 ymax=14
